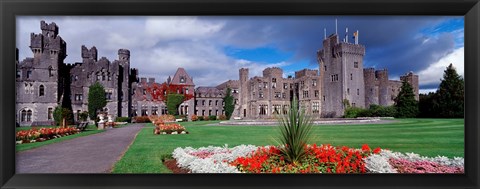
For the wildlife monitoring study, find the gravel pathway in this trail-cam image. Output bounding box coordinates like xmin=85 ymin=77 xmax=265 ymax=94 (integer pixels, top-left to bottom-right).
xmin=16 ymin=123 xmax=144 ymax=173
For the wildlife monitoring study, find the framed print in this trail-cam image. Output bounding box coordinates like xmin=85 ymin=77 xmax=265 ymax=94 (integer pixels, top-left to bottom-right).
xmin=1 ymin=0 xmax=479 ymax=189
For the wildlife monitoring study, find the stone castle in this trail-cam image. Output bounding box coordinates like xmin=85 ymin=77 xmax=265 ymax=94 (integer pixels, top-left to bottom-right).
xmin=16 ymin=21 xmax=418 ymax=126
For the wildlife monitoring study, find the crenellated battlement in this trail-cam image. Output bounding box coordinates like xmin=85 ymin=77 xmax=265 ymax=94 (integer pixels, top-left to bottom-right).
xmin=333 ymin=43 xmax=366 ymax=56
xmin=81 ymin=45 xmax=98 ymax=62
xmin=262 ymin=67 xmax=283 ymax=78
xmin=40 ymin=20 xmax=59 ymax=37
xmin=295 ymin=69 xmax=319 ymax=78
xmin=118 ymin=49 xmax=130 ymax=61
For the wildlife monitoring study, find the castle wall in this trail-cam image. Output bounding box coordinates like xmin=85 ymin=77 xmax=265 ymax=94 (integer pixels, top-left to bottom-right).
xmin=194 ymin=87 xmax=225 ymax=117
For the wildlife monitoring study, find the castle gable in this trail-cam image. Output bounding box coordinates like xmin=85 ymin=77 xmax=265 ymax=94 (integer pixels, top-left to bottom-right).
xmin=171 ymin=68 xmax=194 ymax=86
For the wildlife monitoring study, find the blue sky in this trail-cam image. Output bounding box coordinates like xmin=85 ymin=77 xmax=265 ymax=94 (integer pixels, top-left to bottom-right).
xmin=16 ymin=16 xmax=464 ymax=93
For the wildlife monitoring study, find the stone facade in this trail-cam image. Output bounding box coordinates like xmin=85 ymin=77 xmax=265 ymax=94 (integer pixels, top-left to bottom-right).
xmin=17 ymin=22 xmax=420 ymax=126
xmin=130 ymin=68 xmax=196 ymax=118
xmin=16 ymin=21 xmax=136 ymax=126
xmin=220 ymin=67 xmax=323 ymax=119
xmin=194 ymin=87 xmax=225 ymax=117
xmin=131 ymin=77 xmax=166 ymax=117
xmin=69 ymin=46 xmax=133 ymax=120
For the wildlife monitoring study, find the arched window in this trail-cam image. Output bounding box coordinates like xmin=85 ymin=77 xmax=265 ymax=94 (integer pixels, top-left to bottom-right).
xmin=21 ymin=110 xmax=27 ymax=122
xmin=39 ymin=85 xmax=45 ymax=96
xmin=26 ymin=110 xmax=32 ymax=122
xmin=48 ymin=66 xmax=53 ymax=77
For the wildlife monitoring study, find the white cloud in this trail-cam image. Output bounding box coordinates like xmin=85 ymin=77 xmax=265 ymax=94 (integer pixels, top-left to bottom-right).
xmin=417 ymin=47 xmax=464 ymax=86
xmin=144 ymin=17 xmax=224 ymax=41
xmin=419 ymin=88 xmax=437 ymax=94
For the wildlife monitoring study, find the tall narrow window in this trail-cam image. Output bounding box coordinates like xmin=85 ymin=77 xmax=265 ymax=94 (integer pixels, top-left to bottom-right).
xmin=39 ymin=85 xmax=45 ymax=96
xmin=27 ymin=70 xmax=32 ymax=79
xmin=26 ymin=110 xmax=32 ymax=122
xmin=21 ymin=110 xmax=27 ymax=122
xmin=48 ymin=108 xmax=53 ymax=120
xmin=17 ymin=70 xmax=21 ymax=78
xmin=48 ymin=66 xmax=53 ymax=77
xmin=354 ymin=62 xmax=359 ymax=68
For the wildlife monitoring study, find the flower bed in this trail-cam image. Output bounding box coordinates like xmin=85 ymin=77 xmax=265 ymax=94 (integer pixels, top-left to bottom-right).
xmin=16 ymin=127 xmax=80 ymax=144
xmin=364 ymin=149 xmax=464 ymax=173
xmin=171 ymin=144 xmax=464 ymax=173
xmin=154 ymin=123 xmax=188 ymax=135
xmin=151 ymin=115 xmax=189 ymax=135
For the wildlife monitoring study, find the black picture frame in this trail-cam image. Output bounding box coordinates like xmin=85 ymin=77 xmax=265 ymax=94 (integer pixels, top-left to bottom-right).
xmin=1 ymin=0 xmax=479 ymax=188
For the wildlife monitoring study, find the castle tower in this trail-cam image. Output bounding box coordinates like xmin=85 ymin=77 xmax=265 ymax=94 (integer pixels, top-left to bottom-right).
xmin=239 ymin=68 xmax=249 ymax=118
xmin=376 ymin=69 xmax=389 ymax=106
xmin=30 ymin=21 xmax=67 ymax=64
xmin=118 ymin=49 xmax=130 ymax=61
xmin=318 ymin=30 xmax=366 ymax=117
xmin=17 ymin=21 xmax=67 ymax=126
xmin=363 ymin=68 xmax=378 ymax=107
xmin=81 ymin=45 xmax=98 ymax=62
xmin=400 ymin=72 xmax=420 ymax=101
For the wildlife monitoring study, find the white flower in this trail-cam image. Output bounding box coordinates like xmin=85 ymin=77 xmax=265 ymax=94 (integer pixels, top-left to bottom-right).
xmin=172 ymin=144 xmax=258 ymax=173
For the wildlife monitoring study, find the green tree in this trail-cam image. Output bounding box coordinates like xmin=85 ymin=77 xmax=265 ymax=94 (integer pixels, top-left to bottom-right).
xmin=53 ymin=106 xmax=73 ymax=127
xmin=88 ymin=82 xmax=107 ymax=123
xmin=418 ymin=92 xmax=439 ymax=118
xmin=435 ymin=64 xmax=464 ymax=118
xmin=223 ymin=88 xmax=235 ymax=119
xmin=166 ymin=94 xmax=184 ymax=116
xmin=394 ymin=80 xmax=419 ymax=118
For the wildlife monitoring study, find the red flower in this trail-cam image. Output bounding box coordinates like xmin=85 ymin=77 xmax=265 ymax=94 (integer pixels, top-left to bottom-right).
xmin=361 ymin=144 xmax=371 ymax=152
xmin=373 ymin=147 xmax=381 ymax=154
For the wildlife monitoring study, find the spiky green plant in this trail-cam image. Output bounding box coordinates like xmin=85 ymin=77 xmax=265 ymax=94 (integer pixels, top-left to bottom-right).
xmin=276 ymin=97 xmax=314 ymax=164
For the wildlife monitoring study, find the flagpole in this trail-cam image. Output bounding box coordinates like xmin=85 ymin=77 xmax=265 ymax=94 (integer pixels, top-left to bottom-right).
xmin=324 ymin=28 xmax=326 ymax=40
xmin=345 ymin=27 xmax=348 ymax=43
xmin=335 ymin=19 xmax=338 ymax=43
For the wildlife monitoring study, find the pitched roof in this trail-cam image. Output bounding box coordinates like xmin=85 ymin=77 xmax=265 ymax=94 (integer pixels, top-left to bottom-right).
xmin=171 ymin=68 xmax=194 ymax=86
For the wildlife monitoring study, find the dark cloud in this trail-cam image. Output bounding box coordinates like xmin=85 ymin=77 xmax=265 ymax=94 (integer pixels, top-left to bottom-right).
xmin=201 ymin=16 xmax=458 ymax=78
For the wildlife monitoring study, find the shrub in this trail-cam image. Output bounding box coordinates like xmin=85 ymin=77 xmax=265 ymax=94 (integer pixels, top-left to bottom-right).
xmin=191 ymin=115 xmax=198 ymax=121
xmin=53 ymin=107 xmax=74 ymax=126
xmin=198 ymin=116 xmax=204 ymax=121
xmin=218 ymin=114 xmax=227 ymax=120
xmin=345 ymin=105 xmax=397 ymax=118
xmin=209 ymin=115 xmax=217 ymax=120
xmin=344 ymin=107 xmax=366 ymax=118
xmin=115 ymin=117 xmax=131 ymax=123
xmin=133 ymin=116 xmax=151 ymax=123
xmin=167 ymin=94 xmax=184 ymax=116
xmin=78 ymin=111 xmax=89 ymax=121
xmin=203 ymin=116 xmax=209 ymax=121
xmin=276 ymin=96 xmax=313 ymax=164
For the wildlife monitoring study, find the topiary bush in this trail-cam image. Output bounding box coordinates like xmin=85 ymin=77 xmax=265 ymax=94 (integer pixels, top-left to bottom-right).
xmin=218 ymin=114 xmax=227 ymax=120
xmin=191 ymin=115 xmax=198 ymax=121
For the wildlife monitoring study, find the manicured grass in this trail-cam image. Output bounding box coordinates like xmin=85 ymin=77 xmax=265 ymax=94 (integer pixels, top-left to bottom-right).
xmin=15 ymin=125 xmax=104 ymax=152
xmin=112 ymin=119 xmax=464 ymax=173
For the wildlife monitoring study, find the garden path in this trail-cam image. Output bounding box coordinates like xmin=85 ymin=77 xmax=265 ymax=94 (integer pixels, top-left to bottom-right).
xmin=16 ymin=123 xmax=144 ymax=173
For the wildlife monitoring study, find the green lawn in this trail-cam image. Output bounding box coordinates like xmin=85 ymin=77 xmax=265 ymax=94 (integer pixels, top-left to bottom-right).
xmin=15 ymin=125 xmax=104 ymax=152
xmin=112 ymin=118 xmax=464 ymax=173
